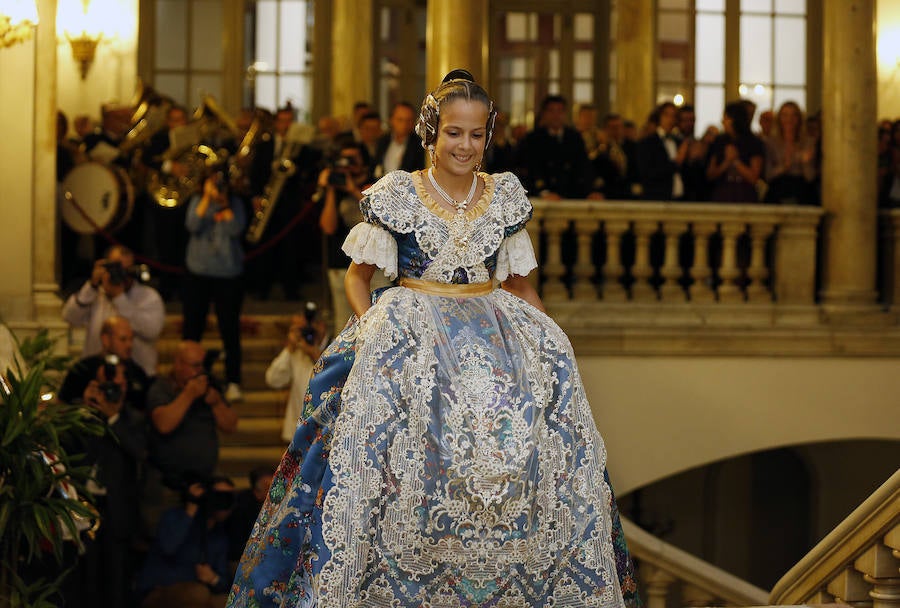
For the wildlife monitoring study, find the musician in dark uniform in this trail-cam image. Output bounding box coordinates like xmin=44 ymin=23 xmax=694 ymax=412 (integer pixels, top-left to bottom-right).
xmin=246 ymin=105 xmax=322 ymax=300
xmin=138 ymin=105 xmax=191 ymax=299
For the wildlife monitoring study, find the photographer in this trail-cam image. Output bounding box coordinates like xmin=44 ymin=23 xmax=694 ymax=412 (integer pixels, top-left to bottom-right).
xmin=64 ymin=357 xmax=147 ymax=608
xmin=136 ymin=476 xmax=234 ymax=608
xmin=58 ymin=315 xmax=150 ymax=411
xmin=142 ymin=340 xmax=238 ymax=537
xmin=62 ymin=244 xmax=165 ymax=377
xmin=264 ymin=304 xmax=328 ymax=442
xmin=318 ymin=141 xmax=390 ymax=333
xmin=183 ymin=170 xmax=247 ymax=402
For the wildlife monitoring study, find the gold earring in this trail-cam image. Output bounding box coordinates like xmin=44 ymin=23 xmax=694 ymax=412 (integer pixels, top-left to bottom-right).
xmin=428 ymin=145 xmax=436 ymax=167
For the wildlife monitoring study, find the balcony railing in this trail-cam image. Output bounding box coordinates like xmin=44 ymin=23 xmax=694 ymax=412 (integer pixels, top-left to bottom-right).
xmin=621 ymin=517 xmax=770 ymax=608
xmin=769 ymin=469 xmax=900 ymax=607
xmin=530 ymin=199 xmax=824 ymax=306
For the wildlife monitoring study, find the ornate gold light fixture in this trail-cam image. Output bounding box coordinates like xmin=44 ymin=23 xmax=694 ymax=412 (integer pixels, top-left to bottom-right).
xmin=67 ymin=31 xmax=101 ymax=79
xmin=0 ymin=1 xmax=39 ymax=49
xmin=60 ymin=0 xmax=104 ymax=79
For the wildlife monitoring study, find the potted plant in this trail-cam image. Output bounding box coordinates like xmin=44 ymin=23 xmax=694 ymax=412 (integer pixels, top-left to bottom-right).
xmin=0 ymin=327 xmax=104 ymax=608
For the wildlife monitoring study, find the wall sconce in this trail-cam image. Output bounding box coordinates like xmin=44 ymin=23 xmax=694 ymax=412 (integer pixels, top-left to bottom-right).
xmin=59 ymin=0 xmax=105 ymax=79
xmin=67 ymin=31 xmax=101 ymax=79
xmin=0 ymin=1 xmax=39 ymax=49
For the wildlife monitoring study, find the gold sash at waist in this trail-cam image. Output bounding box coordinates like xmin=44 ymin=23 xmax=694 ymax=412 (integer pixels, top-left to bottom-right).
xmin=398 ymin=277 xmax=495 ymax=297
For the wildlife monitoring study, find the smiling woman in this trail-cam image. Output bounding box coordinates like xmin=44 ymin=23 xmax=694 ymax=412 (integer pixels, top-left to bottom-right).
xmin=226 ymin=69 xmax=641 ymax=608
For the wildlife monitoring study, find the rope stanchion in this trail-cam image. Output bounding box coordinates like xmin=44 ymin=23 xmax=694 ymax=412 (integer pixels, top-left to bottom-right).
xmin=62 ymin=190 xmax=319 ymax=275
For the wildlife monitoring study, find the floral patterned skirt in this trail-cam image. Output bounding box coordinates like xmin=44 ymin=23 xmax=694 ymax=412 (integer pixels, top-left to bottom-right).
xmin=227 ymin=286 xmax=640 ymax=608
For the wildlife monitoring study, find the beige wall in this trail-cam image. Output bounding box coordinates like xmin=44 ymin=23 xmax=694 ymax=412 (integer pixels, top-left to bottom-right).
xmin=57 ymin=0 xmax=139 ymax=125
xmin=580 ymin=356 xmax=900 ymax=494
xmin=877 ymin=0 xmax=900 ymax=118
xmin=0 ymin=39 xmax=37 ymax=322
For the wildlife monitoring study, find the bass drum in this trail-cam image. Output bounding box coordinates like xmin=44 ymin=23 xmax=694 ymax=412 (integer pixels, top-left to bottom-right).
xmin=60 ymin=162 xmax=135 ymax=234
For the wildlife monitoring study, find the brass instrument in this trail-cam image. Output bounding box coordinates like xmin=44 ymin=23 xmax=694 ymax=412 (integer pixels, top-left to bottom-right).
xmin=229 ymin=108 xmax=273 ymax=196
xmin=245 ymin=139 xmax=302 ymax=244
xmin=119 ymin=82 xmax=171 ymax=154
xmin=147 ymin=95 xmax=241 ymax=208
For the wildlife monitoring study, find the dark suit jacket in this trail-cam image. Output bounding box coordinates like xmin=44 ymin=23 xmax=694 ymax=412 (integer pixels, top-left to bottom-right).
xmin=374 ymin=133 xmax=425 ymax=175
xmin=512 ymin=126 xmax=595 ymax=198
xmin=636 ymin=132 xmax=682 ymax=200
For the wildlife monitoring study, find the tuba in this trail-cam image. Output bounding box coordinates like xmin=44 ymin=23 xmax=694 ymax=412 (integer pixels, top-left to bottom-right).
xmin=147 ymin=95 xmax=240 ymax=208
xmin=119 ymin=82 xmax=171 ymax=154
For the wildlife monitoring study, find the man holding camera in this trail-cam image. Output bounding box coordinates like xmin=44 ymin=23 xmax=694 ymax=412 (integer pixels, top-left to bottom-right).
xmin=142 ymin=340 xmax=239 ymax=537
xmin=318 ymin=141 xmax=390 ymax=332
xmin=136 ymin=476 xmax=235 ymax=608
xmin=62 ymin=244 xmax=165 ymax=377
xmin=62 ymin=354 xmax=148 ymax=608
xmin=264 ymin=305 xmax=328 ymax=442
xmin=58 ymin=315 xmax=150 ymax=411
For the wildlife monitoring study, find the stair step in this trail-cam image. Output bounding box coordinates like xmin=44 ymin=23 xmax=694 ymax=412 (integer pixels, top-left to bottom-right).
xmin=224 ymin=417 xmax=284 ymax=447
xmin=232 ymin=390 xmax=290 ymax=418
xmin=160 ymin=314 xmax=295 ymax=340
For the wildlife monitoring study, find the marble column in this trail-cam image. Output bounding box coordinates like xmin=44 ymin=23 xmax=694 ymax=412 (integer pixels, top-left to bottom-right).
xmin=615 ymin=0 xmax=654 ymax=128
xmin=331 ymin=0 xmax=374 ymax=118
xmin=33 ymin=0 xmax=62 ymax=322
xmin=426 ymin=0 xmax=488 ymax=89
xmin=820 ymin=0 xmax=879 ymax=313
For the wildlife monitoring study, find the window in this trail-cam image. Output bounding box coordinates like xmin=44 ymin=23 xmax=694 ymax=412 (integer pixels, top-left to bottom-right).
xmin=490 ymin=1 xmax=608 ymax=130
xmin=651 ymin=0 xmax=808 ymax=135
xmin=738 ymin=0 xmax=807 ymax=123
xmin=151 ymin=0 xmax=226 ymax=110
xmin=377 ymin=1 xmax=427 ymax=119
xmin=246 ymin=0 xmax=315 ymax=120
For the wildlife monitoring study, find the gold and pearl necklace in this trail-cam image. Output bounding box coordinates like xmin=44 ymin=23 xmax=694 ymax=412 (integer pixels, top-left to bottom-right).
xmin=428 ymin=167 xmax=478 ymax=215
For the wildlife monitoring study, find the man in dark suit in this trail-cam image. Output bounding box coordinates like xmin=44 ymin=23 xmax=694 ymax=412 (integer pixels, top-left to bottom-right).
xmin=513 ymin=95 xmax=598 ymax=200
xmin=246 ymin=105 xmax=322 ymax=299
xmin=593 ymin=113 xmax=639 ymax=199
xmin=636 ymin=101 xmax=689 ymax=200
xmin=60 ymin=354 xmax=147 ymax=608
xmin=373 ymin=102 xmax=424 ymax=177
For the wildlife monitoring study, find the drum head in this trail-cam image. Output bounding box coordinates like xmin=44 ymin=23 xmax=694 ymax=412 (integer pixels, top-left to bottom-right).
xmin=61 ymin=162 xmax=132 ymax=234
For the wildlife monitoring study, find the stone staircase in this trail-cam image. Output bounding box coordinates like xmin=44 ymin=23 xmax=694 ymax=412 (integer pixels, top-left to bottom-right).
xmin=158 ymin=313 xmax=292 ymax=488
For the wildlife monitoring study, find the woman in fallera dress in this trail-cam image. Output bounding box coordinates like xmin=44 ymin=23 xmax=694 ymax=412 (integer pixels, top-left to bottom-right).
xmin=226 ymin=70 xmax=640 ymax=608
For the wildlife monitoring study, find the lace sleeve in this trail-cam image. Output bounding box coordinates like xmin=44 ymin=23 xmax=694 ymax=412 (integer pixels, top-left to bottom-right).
xmin=341 ymin=222 xmax=399 ymax=280
xmin=494 ymin=172 xmax=533 ymax=238
xmin=495 ymin=228 xmax=537 ymax=282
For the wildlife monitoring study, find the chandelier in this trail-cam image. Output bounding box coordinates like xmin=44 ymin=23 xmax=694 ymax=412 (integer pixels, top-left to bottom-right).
xmin=0 ymin=1 xmax=39 ymax=49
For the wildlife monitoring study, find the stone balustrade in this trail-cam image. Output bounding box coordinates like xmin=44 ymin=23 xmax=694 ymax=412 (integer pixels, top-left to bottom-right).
xmin=620 ymin=517 xmax=770 ymax=607
xmin=770 ymin=469 xmax=900 ymax=608
xmin=530 ymin=199 xmax=824 ymax=306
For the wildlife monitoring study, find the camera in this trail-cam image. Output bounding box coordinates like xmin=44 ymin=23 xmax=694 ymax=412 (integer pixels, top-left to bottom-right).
xmin=181 ymin=473 xmax=235 ymax=512
xmin=327 ymin=157 xmax=352 ymax=187
xmin=99 ymin=354 xmax=123 ymax=403
xmin=103 ymin=261 xmax=151 ymax=286
xmin=197 ymin=348 xmax=224 ymax=393
xmin=302 ymin=301 xmax=318 ymax=345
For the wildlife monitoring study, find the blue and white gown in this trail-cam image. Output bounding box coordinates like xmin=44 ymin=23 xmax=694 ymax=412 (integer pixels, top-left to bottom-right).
xmin=226 ymin=171 xmax=640 ymax=608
